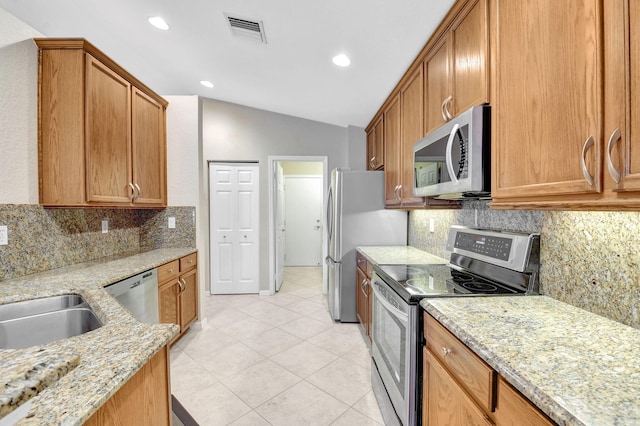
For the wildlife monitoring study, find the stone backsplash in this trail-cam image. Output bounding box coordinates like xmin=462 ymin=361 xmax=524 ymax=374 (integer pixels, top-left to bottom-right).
xmin=0 ymin=205 xmax=196 ymax=281
xmin=410 ymin=202 xmax=640 ymax=329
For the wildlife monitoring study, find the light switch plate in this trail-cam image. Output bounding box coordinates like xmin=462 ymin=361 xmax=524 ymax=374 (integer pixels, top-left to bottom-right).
xmin=168 ymin=217 xmax=176 ymax=229
xmin=102 ymin=219 xmax=108 ymax=234
xmin=429 ymin=218 xmax=435 ymax=233
xmin=0 ymin=225 xmax=7 ymax=245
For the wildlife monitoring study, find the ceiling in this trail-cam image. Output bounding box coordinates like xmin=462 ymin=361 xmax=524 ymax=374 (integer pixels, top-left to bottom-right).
xmin=0 ymin=0 xmax=455 ymax=128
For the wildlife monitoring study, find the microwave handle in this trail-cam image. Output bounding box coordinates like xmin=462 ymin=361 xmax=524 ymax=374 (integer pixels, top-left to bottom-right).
xmin=445 ymin=123 xmax=460 ymax=185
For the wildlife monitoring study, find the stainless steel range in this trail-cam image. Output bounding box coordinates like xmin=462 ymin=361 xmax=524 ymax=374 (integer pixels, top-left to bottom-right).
xmin=370 ymin=225 xmax=540 ymax=426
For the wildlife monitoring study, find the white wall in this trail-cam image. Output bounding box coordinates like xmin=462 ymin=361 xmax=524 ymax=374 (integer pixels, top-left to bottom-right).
xmin=0 ymin=9 xmax=43 ymax=204
xmin=347 ymin=124 xmax=367 ymax=170
xmin=201 ymin=98 xmax=350 ymax=292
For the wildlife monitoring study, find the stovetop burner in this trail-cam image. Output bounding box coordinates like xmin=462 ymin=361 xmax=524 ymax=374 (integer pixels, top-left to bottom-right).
xmin=460 ymin=280 xmax=498 ymax=293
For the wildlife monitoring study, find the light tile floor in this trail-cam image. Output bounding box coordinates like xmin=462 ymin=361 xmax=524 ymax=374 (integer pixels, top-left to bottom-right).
xmin=170 ymin=267 xmax=384 ymax=426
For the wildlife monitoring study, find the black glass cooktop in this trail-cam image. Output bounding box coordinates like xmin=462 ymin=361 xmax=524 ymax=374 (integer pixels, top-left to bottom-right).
xmin=374 ymin=263 xmax=520 ymax=303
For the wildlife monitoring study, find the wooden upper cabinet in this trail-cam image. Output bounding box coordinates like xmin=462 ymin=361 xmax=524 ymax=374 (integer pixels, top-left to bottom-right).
xmin=85 ymin=55 xmax=132 ymax=204
xmin=132 ymin=87 xmax=166 ymax=205
xmin=399 ymin=67 xmax=426 ymax=205
xmin=490 ymin=0 xmax=603 ymax=203
xmin=36 ymin=38 xmax=168 ymax=208
xmin=425 ymin=0 xmax=489 ymax=134
xmin=366 ymin=116 xmax=384 ymax=170
xmin=425 ymin=37 xmax=451 ymax=134
xmin=603 ymin=0 xmax=640 ymax=196
xmin=384 ymin=95 xmax=402 ymax=206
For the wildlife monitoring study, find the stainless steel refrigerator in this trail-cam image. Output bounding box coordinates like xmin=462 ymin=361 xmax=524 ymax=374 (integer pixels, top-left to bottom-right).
xmin=325 ymin=168 xmax=408 ymax=322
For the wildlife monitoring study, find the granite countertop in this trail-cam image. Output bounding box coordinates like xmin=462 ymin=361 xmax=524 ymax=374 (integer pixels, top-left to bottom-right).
xmin=421 ymin=296 xmax=640 ymax=426
xmin=0 ymin=248 xmax=196 ymax=425
xmin=356 ymin=245 xmax=449 ymax=265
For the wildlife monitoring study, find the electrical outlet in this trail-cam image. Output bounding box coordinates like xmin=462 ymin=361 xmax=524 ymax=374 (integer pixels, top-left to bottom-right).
xmin=429 ymin=218 xmax=435 ymax=233
xmin=168 ymin=217 xmax=176 ymax=229
xmin=102 ymin=219 xmax=109 ymax=234
xmin=0 ymin=225 xmax=7 ymax=245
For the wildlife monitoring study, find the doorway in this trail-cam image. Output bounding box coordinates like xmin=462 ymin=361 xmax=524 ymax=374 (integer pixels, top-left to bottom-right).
xmin=268 ymin=156 xmax=328 ymax=295
xmin=209 ymin=162 xmax=260 ymax=294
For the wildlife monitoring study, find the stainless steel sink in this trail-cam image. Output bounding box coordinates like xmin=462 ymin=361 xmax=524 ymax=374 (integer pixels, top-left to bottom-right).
xmin=0 ymin=294 xmax=103 ymax=349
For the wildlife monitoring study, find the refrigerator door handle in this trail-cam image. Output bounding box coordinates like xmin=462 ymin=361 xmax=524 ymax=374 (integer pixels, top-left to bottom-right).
xmin=325 ymin=256 xmax=339 ymax=265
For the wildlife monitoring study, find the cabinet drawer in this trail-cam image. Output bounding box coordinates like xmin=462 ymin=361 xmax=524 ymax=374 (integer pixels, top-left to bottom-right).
xmin=158 ymin=260 xmax=179 ymax=284
xmin=356 ymin=252 xmax=373 ymax=277
xmin=180 ymin=253 xmax=197 ymax=272
xmin=424 ymin=313 xmax=495 ymax=412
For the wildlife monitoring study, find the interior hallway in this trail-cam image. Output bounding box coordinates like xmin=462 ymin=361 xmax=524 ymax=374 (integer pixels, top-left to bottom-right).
xmin=170 ymin=267 xmax=383 ymax=425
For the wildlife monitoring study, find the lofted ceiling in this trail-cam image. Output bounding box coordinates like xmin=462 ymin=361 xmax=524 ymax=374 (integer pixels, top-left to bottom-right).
xmin=0 ymin=0 xmax=455 ymax=128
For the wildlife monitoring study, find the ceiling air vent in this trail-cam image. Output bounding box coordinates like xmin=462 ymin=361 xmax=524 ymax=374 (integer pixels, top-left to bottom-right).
xmin=224 ymin=13 xmax=267 ymax=43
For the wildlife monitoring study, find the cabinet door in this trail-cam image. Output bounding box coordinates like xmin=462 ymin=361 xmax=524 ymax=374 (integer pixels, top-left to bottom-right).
xmin=367 ymin=127 xmax=376 ymax=171
xmin=400 ymin=67 xmax=426 ymax=205
xmin=452 ymin=0 xmax=489 ymax=115
xmin=425 ymin=37 xmax=451 ymax=134
xmin=159 ymin=279 xmax=180 ymax=326
xmin=494 ymin=376 xmax=554 ymax=426
xmin=85 ymin=54 xmax=132 ymax=204
xmin=384 ymin=95 xmax=402 ymax=206
xmin=424 ymin=348 xmax=494 ymax=426
xmin=85 ymin=347 xmax=170 ymax=426
xmin=491 ymin=0 xmax=602 ymax=201
xmin=605 ymin=0 xmax=640 ymax=193
xmin=179 ymin=268 xmax=198 ymax=331
xmin=131 ymin=87 xmax=166 ymax=205
xmin=356 ymin=267 xmax=368 ymax=334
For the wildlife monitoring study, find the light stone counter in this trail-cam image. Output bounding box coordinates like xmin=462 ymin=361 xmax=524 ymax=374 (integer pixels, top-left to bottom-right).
xmin=0 ymin=248 xmax=196 ymax=425
xmin=420 ymin=296 xmax=640 ymax=426
xmin=356 ymin=245 xmax=449 ymax=265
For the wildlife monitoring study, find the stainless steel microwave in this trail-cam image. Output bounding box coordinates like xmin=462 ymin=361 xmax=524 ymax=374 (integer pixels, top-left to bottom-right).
xmin=413 ymin=105 xmax=491 ymax=199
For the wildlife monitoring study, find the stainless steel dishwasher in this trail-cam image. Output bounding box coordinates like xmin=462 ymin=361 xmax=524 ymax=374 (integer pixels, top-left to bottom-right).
xmin=105 ymin=269 xmax=159 ymax=323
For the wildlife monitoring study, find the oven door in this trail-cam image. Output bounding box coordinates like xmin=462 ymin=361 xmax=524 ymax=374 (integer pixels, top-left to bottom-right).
xmin=370 ymin=273 xmax=416 ymax=426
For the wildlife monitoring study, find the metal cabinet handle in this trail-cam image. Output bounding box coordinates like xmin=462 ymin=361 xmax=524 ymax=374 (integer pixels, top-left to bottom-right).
xmin=444 ymin=95 xmax=454 ymax=121
xmin=168 ymin=268 xmax=174 ymax=273
xmin=361 ymin=278 xmax=368 ymax=296
xmin=441 ymin=347 xmax=451 ymax=357
xmin=370 ymin=157 xmax=376 ymax=169
xmin=188 ymin=259 xmax=193 ymax=264
xmin=128 ymin=183 xmax=135 ymax=201
xmin=178 ymin=278 xmax=187 ymax=294
xmin=441 ymin=97 xmax=449 ymax=122
xmin=606 ymin=128 xmax=622 ymax=183
xmin=395 ymin=184 xmax=402 ymax=202
xmin=134 ymin=183 xmax=142 ymax=199
xmin=581 ymin=135 xmax=595 ymax=186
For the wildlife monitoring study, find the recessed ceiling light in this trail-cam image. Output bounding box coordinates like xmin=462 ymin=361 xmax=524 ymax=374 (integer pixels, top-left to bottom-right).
xmin=332 ymin=54 xmax=351 ymax=67
xmin=200 ymin=80 xmax=214 ymax=88
xmin=148 ymin=16 xmax=170 ymax=30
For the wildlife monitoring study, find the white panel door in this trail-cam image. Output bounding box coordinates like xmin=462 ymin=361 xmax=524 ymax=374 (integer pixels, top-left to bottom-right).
xmin=275 ymin=164 xmax=286 ymax=291
xmin=284 ymin=175 xmax=323 ymax=266
xmin=209 ymin=163 xmax=260 ymax=294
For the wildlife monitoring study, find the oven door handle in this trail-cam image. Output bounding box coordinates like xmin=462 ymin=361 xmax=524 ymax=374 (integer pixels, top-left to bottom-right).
xmin=371 ymin=281 xmax=408 ymax=323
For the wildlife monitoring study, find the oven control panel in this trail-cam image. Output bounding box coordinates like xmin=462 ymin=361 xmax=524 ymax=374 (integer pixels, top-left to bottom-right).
xmin=453 ymin=232 xmax=512 ymax=261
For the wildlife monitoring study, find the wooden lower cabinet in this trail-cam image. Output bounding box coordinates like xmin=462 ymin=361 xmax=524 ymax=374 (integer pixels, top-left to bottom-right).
xmin=494 ymin=377 xmax=554 ymax=426
xmin=356 ymin=251 xmax=372 ymax=342
xmin=423 ymin=348 xmax=493 ymax=426
xmin=85 ymin=346 xmax=170 ymax=426
xmin=158 ymin=252 xmax=198 ymax=343
xmin=423 ymin=313 xmax=555 ymax=425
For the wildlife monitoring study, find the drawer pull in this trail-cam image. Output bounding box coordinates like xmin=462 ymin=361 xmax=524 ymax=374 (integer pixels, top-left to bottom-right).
xmin=168 ymin=268 xmax=174 ymax=273
xmin=441 ymin=347 xmax=451 ymax=357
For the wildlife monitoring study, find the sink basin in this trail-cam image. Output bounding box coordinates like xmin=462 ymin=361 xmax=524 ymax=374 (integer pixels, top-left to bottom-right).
xmin=0 ymin=294 xmax=86 ymax=321
xmin=0 ymin=295 xmax=102 ymax=349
